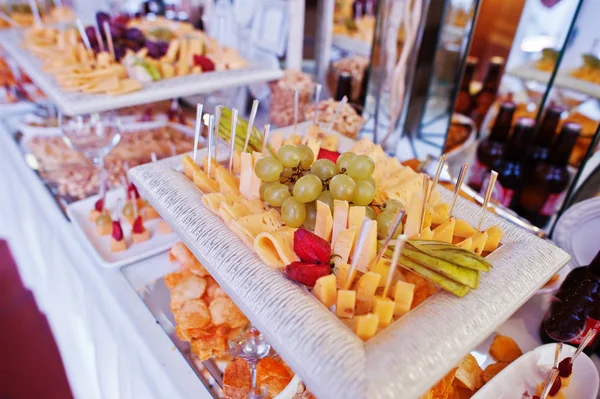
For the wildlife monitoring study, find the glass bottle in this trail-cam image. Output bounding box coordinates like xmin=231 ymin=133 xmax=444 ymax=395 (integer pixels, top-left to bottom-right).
xmin=454 ymin=56 xmax=477 ymax=115
xmin=471 ymin=56 xmax=505 ymax=129
xmin=526 ymin=106 xmax=564 ymax=173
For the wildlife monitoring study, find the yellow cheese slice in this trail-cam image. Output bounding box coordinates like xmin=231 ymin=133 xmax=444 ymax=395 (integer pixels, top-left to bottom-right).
xmin=431 ymin=203 xmax=450 ymax=225
xmin=305 ymin=139 xmax=321 ymax=162
xmin=283 ymin=134 xmax=302 ymax=146
xmin=213 ymin=166 xmax=240 ymax=195
xmin=314 ymin=200 xmax=333 ymax=242
xmin=433 ymin=218 xmax=455 ymax=244
xmin=269 ymin=132 xmax=284 ymax=153
xmin=404 ymin=192 xmax=423 ymax=238
xmin=469 ymin=231 xmax=489 ymax=256
xmin=332 ymin=200 xmax=349 ymax=246
xmin=182 ymin=154 xmax=201 ymax=180
xmin=201 ymin=193 xmax=226 ymax=213
xmin=254 ymin=227 xmax=299 ymax=270
xmin=454 ymin=219 xmax=477 ymax=238
xmin=336 ymin=263 xmax=357 ymax=290
xmin=354 ymin=221 xmax=378 ymax=273
xmin=239 ymin=152 xmax=258 ymax=199
xmin=455 ymin=237 xmax=472 ymax=250
xmin=331 ymin=227 xmax=356 ymax=270
xmin=347 ymin=206 xmax=366 ymax=254
xmin=321 ymin=135 xmax=338 ymax=152
xmin=483 ymin=225 xmax=503 ymax=252
xmin=193 ymin=169 xmax=219 ymax=193
xmin=229 ymin=209 xmax=283 ymax=247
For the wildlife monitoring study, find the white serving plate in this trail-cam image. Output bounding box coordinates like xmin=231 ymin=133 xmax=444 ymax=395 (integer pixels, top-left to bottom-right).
xmin=67 ymin=187 xmax=178 ymax=268
xmin=473 ymin=343 xmax=599 ymax=399
xmin=129 ymin=127 xmax=570 ymax=399
xmin=0 ymin=29 xmax=283 ymax=116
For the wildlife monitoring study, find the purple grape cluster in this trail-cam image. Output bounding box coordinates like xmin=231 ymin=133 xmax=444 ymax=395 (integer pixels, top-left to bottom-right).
xmin=84 ymin=11 xmax=169 ymax=61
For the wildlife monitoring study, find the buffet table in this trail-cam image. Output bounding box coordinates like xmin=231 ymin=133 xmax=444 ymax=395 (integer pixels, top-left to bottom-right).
xmin=0 ymin=121 xmax=212 ymax=399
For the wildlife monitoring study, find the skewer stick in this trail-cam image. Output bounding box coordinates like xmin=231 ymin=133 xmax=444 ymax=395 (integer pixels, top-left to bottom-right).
xmin=123 ymin=161 xmax=130 ymax=185
xmin=76 ymin=18 xmax=91 ymax=50
xmin=382 ymin=235 xmax=407 ymax=299
xmin=261 ymin=124 xmax=271 ymax=154
xmin=99 ymin=168 xmax=107 ymax=206
xmin=540 ymin=343 xmax=563 ymax=399
xmin=374 ymin=210 xmax=405 ymax=267
xmin=344 ymin=219 xmax=374 ymax=290
xmin=131 ymin=190 xmax=138 ymax=218
xmin=229 ymin=108 xmax=238 ymax=173
xmin=116 ymin=198 xmax=123 ymax=222
xmin=327 ymin=96 xmax=347 ymax=134
xmin=449 ymin=163 xmax=468 ymax=217
xmin=169 ymin=143 xmax=176 ymax=157
xmin=477 ymin=171 xmax=497 ymax=231
xmin=427 ymin=154 xmax=446 ymax=205
xmin=29 ymin=0 xmax=41 ymax=26
xmin=193 ymin=103 xmax=204 ymax=163
xmin=419 ymin=175 xmax=430 ymax=236
xmin=573 ymin=326 xmax=599 ymax=361
xmin=293 ymin=89 xmax=299 ymax=134
xmin=312 ymin=84 xmax=322 ymax=126
xmin=213 ymin=105 xmax=222 ymax=161
xmin=0 ymin=11 xmax=19 ymax=27
xmin=151 ymin=152 xmax=157 ymax=163
xmin=243 ymin=100 xmax=259 ymax=153
xmin=207 ymin=115 xmax=215 ymax=179
xmin=102 ymin=21 xmax=115 ymax=61
xmin=94 ymin=26 xmax=105 ymax=52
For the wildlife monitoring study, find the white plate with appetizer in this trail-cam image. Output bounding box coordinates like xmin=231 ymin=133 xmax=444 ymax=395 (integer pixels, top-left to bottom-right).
xmin=473 ymin=343 xmax=598 ymax=399
xmin=67 ymin=185 xmax=178 ymax=268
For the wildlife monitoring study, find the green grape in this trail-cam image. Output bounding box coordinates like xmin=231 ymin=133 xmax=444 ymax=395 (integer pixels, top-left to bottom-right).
xmin=317 ymin=190 xmax=334 ymax=212
xmin=255 ymin=157 xmax=283 ymax=182
xmin=360 ymin=176 xmax=376 ymax=188
xmin=296 ymin=144 xmax=315 ymax=169
xmin=336 ymin=152 xmax=356 ymax=171
xmin=329 ymin=174 xmax=356 ymax=201
xmin=365 ymin=206 xmax=377 ymax=220
xmin=352 ymin=180 xmax=376 ymax=206
xmin=311 ymin=159 xmax=338 ymax=181
xmin=384 ymin=199 xmax=405 ymax=214
xmin=264 ymin=183 xmax=291 ymax=207
xmin=277 ymin=145 xmax=302 ymax=168
xmin=376 ymin=210 xmax=402 ymax=239
xmin=303 ymin=201 xmax=317 ymax=230
xmin=281 ymin=197 xmax=306 ymax=228
xmin=259 ymin=181 xmax=278 ymax=200
xmin=347 ymin=155 xmax=375 ymax=180
xmin=292 ymin=174 xmax=323 ymax=203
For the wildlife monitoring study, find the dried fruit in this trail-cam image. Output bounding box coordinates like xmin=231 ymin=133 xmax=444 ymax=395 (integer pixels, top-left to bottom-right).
xmin=294 ymin=228 xmax=331 ymax=264
xmin=285 ymin=262 xmax=331 ymax=287
xmin=94 ymin=198 xmax=104 ymax=212
xmin=317 ymin=148 xmax=340 ymax=163
xmin=132 ymin=216 xmax=145 ymax=234
xmin=558 ymin=357 xmax=573 ymax=378
xmin=112 ymin=221 xmax=124 ymax=241
xmin=193 ymin=55 xmax=215 ymax=72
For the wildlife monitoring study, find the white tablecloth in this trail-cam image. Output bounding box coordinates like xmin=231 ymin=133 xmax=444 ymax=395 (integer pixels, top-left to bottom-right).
xmin=0 ymin=123 xmax=212 ymax=399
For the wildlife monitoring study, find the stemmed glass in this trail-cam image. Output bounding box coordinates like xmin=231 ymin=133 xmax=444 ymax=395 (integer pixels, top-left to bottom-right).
xmin=229 ymin=324 xmax=272 ymax=399
xmin=60 ymin=111 xmax=122 ymax=193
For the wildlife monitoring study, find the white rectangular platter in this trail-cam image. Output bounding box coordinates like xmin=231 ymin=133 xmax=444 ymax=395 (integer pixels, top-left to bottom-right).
xmin=67 ymin=187 xmax=178 ymax=268
xmin=0 ymin=29 xmax=283 ymax=116
xmin=129 ymin=127 xmax=570 ymax=399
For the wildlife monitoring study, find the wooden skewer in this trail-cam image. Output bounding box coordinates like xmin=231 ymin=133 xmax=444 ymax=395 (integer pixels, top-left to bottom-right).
xmin=94 ymin=25 xmax=105 ymax=52
xmin=116 ymin=198 xmax=123 ymax=222
xmin=102 ymin=21 xmax=115 ymax=61
xmin=449 ymin=162 xmax=468 ymax=217
xmin=29 ymin=0 xmax=41 ymax=26
xmin=344 ymin=219 xmax=374 ymax=290
xmin=76 ymin=18 xmax=92 ymax=50
xmin=427 ymin=154 xmax=446 ymax=205
xmin=293 ymin=89 xmax=299 ymax=134
xmin=213 ymin=105 xmax=222 ymax=162
xmin=243 ymin=100 xmax=259 ymax=153
xmin=312 ymin=83 xmax=322 ymax=126
xmin=374 ymin=210 xmax=405 ymax=267
xmin=193 ymin=103 xmax=204 ymax=163
xmin=207 ymin=115 xmax=215 ymax=179
xmin=419 ymin=175 xmax=430 ymax=236
xmin=382 ymin=235 xmax=407 ymax=299
xmin=477 ymin=170 xmax=497 ymax=231
xmin=261 ymin=124 xmax=271 ymax=154
xmin=573 ymin=326 xmax=598 ymax=362
xmin=327 ymin=96 xmax=348 ymax=134
xmin=0 ymin=11 xmax=20 ymax=27
xmin=151 ymin=152 xmax=157 ymax=163
xmin=540 ymin=343 xmax=563 ymax=399
xmin=99 ymin=168 xmax=107 ymax=207
xmin=229 ymin=108 xmax=238 ymax=173
xmin=131 ymin=190 xmax=138 ymax=218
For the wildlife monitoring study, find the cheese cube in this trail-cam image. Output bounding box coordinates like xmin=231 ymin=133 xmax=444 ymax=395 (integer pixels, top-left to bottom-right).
xmin=433 ymin=218 xmax=455 ymax=244
xmin=321 ymin=135 xmax=338 ymax=152
xmin=314 ymin=200 xmax=333 ymax=242
xmin=313 ymin=274 xmax=337 ymax=308
xmin=393 ymin=280 xmax=415 ymax=317
xmin=336 ymin=263 xmax=356 ymax=290
xmin=332 ymin=200 xmax=349 ymax=246
xmin=470 ymin=231 xmax=488 ymax=255
xmin=417 ymin=227 xmax=434 ymax=240
xmin=336 ymin=290 xmax=356 ymax=318
xmin=332 ymin=227 xmax=356 ymax=270
xmin=353 ymin=313 xmax=379 ymax=340
xmin=431 ymin=203 xmax=450 ymax=225
xmin=483 ymin=225 xmax=503 ymax=252
xmin=371 ymin=259 xmax=391 ymax=288
xmin=356 ymin=271 xmax=381 ymax=303
xmin=373 ymin=296 xmax=395 ymax=327
xmin=455 ymin=237 xmax=472 ymax=249
xmin=454 ymin=219 xmax=476 ymax=238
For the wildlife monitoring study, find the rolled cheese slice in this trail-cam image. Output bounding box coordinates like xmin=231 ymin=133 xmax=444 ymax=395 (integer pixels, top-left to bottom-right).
xmin=254 ymin=227 xmax=299 ymax=269
xmin=201 ymin=193 xmax=226 ymax=213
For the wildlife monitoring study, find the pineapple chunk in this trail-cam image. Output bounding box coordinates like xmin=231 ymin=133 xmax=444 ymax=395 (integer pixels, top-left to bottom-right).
xmin=371 ymin=259 xmax=391 ymax=288
xmin=332 ymin=200 xmax=349 ymax=246
xmin=336 ymin=289 xmax=356 ymax=318
xmin=404 ymin=192 xmax=423 ymax=237
xmin=373 ymin=296 xmax=395 ymax=327
xmin=470 ymin=231 xmax=489 ymax=255
xmin=455 ymin=237 xmax=473 ymax=249
xmin=313 ymin=274 xmax=337 ymax=308
xmin=431 ymin=203 xmax=450 ymax=225
xmin=332 ymin=228 xmax=356 ymax=270
xmin=393 ymin=280 xmax=415 ymax=317
xmin=433 ymin=218 xmax=456 ymax=244
xmin=454 ymin=219 xmax=476 ymax=237
xmin=314 ymin=200 xmax=333 ymax=242
xmin=336 ymin=263 xmax=357 ymax=290
xmin=483 ymin=225 xmax=503 ymax=252
xmin=355 ymin=271 xmax=381 ymax=314
xmin=182 ymin=154 xmax=201 ymax=180
xmin=353 ymin=313 xmax=379 ymax=340
xmin=193 ymin=169 xmax=219 ymax=193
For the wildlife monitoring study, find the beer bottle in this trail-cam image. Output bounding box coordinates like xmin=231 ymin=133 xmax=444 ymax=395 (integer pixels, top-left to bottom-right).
xmin=471 ymin=56 xmax=505 ymax=129
xmin=515 ymin=122 xmax=581 ymax=227
xmin=526 ymin=106 xmax=564 ymax=172
xmin=485 ymin=117 xmax=535 ymax=208
xmin=454 ymin=56 xmax=477 ymax=115
xmin=335 ymin=72 xmax=353 ymax=102
xmin=467 ymin=101 xmax=516 ymax=192
xmin=541 ymin=250 xmax=600 ymax=356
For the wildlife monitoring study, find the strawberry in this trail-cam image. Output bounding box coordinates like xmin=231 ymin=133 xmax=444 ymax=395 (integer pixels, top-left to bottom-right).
xmin=111 ymin=221 xmax=124 ymax=241
xmin=127 ymin=182 xmax=140 ymax=199
xmin=558 ymin=357 xmax=572 ymax=378
xmin=193 ymin=55 xmax=215 ymax=72
xmin=317 ymin=148 xmax=340 ymax=163
xmin=548 ymin=370 xmax=561 ymax=396
xmin=94 ymin=198 xmax=104 ymax=212
xmin=285 ymin=262 xmax=331 ymax=287
xmin=132 ymin=216 xmax=145 ymax=234
xmin=294 ymin=228 xmax=331 ymax=264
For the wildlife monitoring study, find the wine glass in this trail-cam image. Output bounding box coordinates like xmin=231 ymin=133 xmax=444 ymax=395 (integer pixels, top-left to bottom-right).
xmin=229 ymin=324 xmax=271 ymax=399
xmin=60 ymin=111 xmax=122 ymax=192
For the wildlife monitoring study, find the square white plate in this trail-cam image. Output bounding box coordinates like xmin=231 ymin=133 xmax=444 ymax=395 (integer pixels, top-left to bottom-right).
xmin=67 ymin=188 xmax=179 ymax=268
